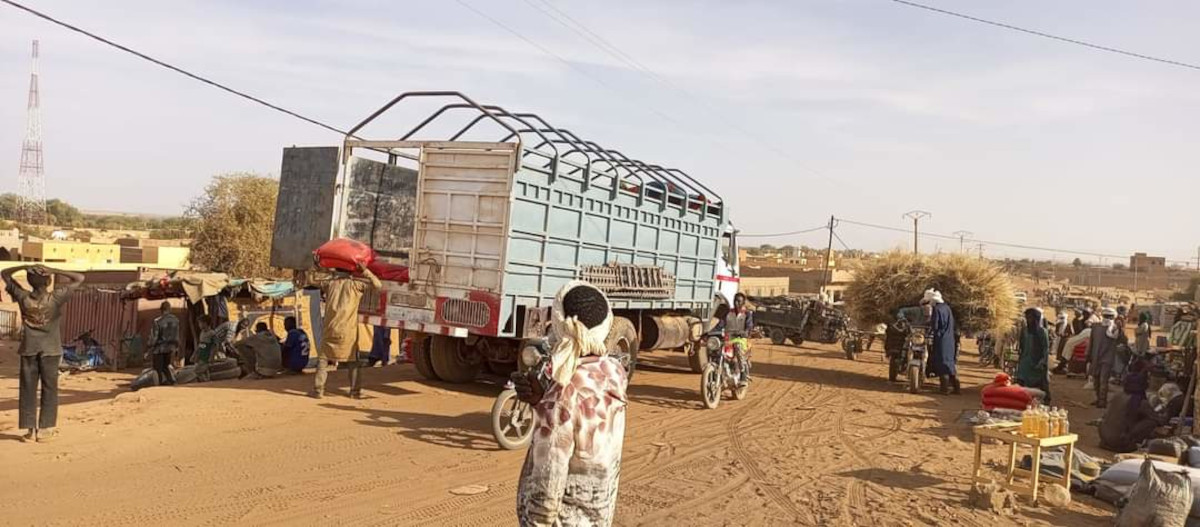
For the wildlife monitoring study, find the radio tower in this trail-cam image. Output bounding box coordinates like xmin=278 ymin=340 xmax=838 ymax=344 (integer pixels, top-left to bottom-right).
xmin=17 ymin=40 xmax=46 ymax=225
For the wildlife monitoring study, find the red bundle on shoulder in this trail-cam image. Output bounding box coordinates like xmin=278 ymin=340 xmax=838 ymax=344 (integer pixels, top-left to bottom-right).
xmin=314 ymin=238 xmax=376 ymax=271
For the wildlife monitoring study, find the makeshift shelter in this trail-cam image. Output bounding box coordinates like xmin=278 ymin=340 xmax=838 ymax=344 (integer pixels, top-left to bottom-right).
xmin=122 ymin=272 xmax=318 ymax=361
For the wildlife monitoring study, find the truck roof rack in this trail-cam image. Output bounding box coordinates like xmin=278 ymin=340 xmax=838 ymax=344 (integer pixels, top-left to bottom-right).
xmin=346 ymin=91 xmax=725 ymax=221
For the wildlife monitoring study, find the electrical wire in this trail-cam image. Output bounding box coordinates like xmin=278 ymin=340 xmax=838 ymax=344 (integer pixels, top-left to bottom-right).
xmin=832 ymin=229 xmax=853 ymax=251
xmin=891 ymin=0 xmax=1200 ymax=73
xmin=454 ymin=0 xmax=689 ymax=129
xmin=0 ymin=0 xmax=350 ymax=136
xmin=836 ymin=217 xmax=1195 ymax=265
xmin=518 ymin=0 xmax=840 ymax=184
xmin=739 ymin=224 xmax=829 ymax=238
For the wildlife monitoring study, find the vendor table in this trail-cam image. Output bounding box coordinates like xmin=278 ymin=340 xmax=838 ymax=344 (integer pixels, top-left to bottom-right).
xmin=971 ymin=422 xmax=1078 ymax=503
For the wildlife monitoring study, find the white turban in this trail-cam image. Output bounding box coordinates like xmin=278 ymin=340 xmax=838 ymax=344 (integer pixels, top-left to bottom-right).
xmin=923 ymin=288 xmax=944 ymax=304
xmin=549 ymin=281 xmax=613 ymax=387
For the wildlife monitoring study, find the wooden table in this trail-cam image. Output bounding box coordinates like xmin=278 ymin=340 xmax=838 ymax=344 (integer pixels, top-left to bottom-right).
xmin=971 ymin=422 xmax=1078 ymax=503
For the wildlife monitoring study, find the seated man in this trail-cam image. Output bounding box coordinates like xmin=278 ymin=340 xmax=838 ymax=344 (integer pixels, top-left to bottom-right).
xmin=235 ymin=322 xmax=282 ymax=379
xmin=1098 ymin=362 xmax=1163 ymax=453
xmin=280 ymin=316 xmax=310 ymax=374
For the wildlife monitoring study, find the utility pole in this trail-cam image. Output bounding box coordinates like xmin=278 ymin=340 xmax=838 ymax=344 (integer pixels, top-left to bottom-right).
xmin=976 ymin=243 xmax=985 ymax=260
xmin=903 ymin=211 xmax=931 ymax=254
xmin=821 ymin=215 xmax=835 ymax=290
xmin=953 ymin=230 xmax=973 ymax=254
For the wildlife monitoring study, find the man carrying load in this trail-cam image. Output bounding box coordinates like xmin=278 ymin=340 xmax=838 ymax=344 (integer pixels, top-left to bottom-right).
xmin=310 ymin=261 xmax=380 ymax=399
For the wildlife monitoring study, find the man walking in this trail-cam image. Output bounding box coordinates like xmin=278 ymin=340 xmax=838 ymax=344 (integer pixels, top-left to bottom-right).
xmin=311 ymin=262 xmax=380 ymax=399
xmin=149 ymin=301 xmax=180 ymax=386
xmin=2 ymin=265 xmax=84 ymax=442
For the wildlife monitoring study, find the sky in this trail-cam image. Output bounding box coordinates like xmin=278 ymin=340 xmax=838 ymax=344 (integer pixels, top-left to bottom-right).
xmin=1 ymin=0 xmax=1198 ymax=265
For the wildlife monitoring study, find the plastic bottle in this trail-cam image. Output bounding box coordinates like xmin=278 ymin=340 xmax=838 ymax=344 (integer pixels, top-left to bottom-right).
xmin=1038 ymin=407 xmax=1049 ymax=438
xmin=1050 ymin=407 xmax=1061 ymax=437
xmin=1020 ymin=405 xmax=1032 ymax=436
xmin=1060 ymin=409 xmax=1070 ymax=435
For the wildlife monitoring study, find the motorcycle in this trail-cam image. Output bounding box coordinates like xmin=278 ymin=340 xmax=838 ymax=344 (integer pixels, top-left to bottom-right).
xmin=491 ymin=338 xmax=550 ymax=450
xmin=976 ymin=332 xmax=998 ymax=368
xmin=889 ymin=331 xmax=928 ymax=394
xmin=700 ymin=331 xmax=749 ymax=409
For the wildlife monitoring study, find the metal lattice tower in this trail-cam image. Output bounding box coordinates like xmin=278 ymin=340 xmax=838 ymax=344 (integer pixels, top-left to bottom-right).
xmin=17 ymin=39 xmax=46 ymax=225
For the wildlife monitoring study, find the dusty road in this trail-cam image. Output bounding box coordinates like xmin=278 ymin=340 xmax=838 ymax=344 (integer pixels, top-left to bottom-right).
xmin=0 ymin=339 xmax=1114 ymax=526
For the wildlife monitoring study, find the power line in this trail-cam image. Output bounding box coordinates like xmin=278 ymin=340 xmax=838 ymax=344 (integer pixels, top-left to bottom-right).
xmin=518 ymin=0 xmax=841 ymax=185
xmin=740 ymin=224 xmax=829 ymax=238
xmin=454 ymin=0 xmax=690 ymax=130
xmin=837 ymin=217 xmax=1196 ymax=265
xmin=832 ymin=229 xmax=853 ymax=251
xmin=0 ymin=0 xmax=350 ymax=136
xmin=891 ymin=0 xmax=1200 ymax=73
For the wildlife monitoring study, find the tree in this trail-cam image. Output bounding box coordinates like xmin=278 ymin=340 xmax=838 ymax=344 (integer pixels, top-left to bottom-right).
xmin=1072 ymin=258 xmax=1083 ymax=268
xmin=759 ymin=244 xmax=776 ymax=252
xmin=1112 ymin=263 xmax=1127 ymax=270
xmin=186 ymin=173 xmax=281 ymax=277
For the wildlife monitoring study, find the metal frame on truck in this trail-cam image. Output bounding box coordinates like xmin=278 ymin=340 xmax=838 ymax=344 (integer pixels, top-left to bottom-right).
xmin=272 ymin=91 xmax=738 ymax=382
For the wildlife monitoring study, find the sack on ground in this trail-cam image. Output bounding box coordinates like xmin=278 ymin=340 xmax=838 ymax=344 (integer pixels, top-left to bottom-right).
xmin=130 ymin=369 xmax=159 ymax=392
xmin=1116 ymin=459 xmax=1192 ymax=527
xmin=208 ymin=366 xmax=241 ymax=381
xmin=1151 ymin=438 xmax=1189 ymax=460
xmin=174 ymin=366 xmax=198 ymax=385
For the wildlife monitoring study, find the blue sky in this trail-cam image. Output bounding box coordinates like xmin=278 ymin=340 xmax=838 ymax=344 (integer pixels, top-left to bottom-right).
xmin=1 ymin=0 xmax=1198 ymax=264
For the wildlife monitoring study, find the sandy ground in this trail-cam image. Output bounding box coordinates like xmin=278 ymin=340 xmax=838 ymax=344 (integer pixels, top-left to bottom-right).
xmin=0 ymin=338 xmax=1118 ymax=526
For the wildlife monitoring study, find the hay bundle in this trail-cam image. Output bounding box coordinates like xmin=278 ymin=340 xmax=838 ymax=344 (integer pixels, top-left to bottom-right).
xmin=845 ymin=252 xmax=1019 ymax=334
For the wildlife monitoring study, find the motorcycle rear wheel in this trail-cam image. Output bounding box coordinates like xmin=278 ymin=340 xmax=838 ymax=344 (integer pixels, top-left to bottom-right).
xmin=908 ymin=365 xmax=921 ymax=394
xmin=700 ymin=363 xmax=722 ymax=409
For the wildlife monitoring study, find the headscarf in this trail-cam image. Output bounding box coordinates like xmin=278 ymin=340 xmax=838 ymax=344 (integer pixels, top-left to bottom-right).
xmin=1024 ymin=307 xmax=1044 ymax=336
xmin=1158 ymin=383 xmax=1183 ymax=408
xmin=922 ymin=288 xmax=944 ymax=304
xmin=549 ymin=281 xmax=613 ymax=387
xmin=1138 ymin=311 xmax=1152 ymax=326
xmin=1124 ymin=360 xmax=1150 ymax=416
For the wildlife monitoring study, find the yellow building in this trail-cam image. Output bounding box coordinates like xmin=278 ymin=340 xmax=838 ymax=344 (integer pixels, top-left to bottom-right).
xmin=22 ymin=240 xmax=121 ymax=265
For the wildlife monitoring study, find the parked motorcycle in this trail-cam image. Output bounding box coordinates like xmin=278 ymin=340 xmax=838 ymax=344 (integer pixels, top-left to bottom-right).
xmin=491 ymin=338 xmax=550 ymax=450
xmin=700 ymin=332 xmax=749 ymax=409
xmin=890 ymin=331 xmax=928 ymax=394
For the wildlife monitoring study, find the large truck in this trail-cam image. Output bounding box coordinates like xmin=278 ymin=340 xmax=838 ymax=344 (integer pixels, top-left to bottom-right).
xmin=270 ymin=91 xmax=739 ymax=382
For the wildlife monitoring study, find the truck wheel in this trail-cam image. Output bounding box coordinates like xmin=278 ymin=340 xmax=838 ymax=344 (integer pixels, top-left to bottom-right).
xmin=606 ymin=317 xmax=639 ymax=381
xmin=410 ymin=334 xmax=439 ymax=381
xmin=789 ymin=335 xmax=805 ymax=346
xmin=687 ymin=342 xmax=709 ymax=373
xmin=768 ymin=327 xmax=786 ymax=346
xmin=430 ymin=336 xmax=482 ymax=383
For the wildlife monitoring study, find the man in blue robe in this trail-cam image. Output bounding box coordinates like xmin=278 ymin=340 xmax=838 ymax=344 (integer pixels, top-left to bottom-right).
xmin=924 ymin=289 xmax=960 ymax=395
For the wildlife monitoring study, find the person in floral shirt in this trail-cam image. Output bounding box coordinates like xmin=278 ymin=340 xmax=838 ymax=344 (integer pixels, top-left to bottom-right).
xmin=513 ymin=281 xmax=627 ymax=526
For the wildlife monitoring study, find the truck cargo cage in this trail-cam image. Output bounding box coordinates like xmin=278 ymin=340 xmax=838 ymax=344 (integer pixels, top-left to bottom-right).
xmin=579 ymin=263 xmax=676 ymax=300
xmin=343 ymin=91 xmax=724 ymax=223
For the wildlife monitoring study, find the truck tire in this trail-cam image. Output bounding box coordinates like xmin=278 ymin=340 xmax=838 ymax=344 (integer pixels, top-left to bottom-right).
xmin=606 ymin=317 xmax=639 ymax=381
xmin=410 ymin=334 xmax=439 ymax=381
xmin=768 ymin=327 xmax=786 ymax=346
xmin=687 ymin=342 xmax=709 ymax=373
xmin=429 ymin=336 xmax=481 ymax=383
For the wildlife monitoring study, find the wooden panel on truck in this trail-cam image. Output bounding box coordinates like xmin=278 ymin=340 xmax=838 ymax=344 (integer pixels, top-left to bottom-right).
xmin=341 ymin=157 xmax=418 ymax=262
xmin=271 ymin=146 xmax=340 ymax=269
xmin=413 ymin=146 xmax=516 ymax=295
